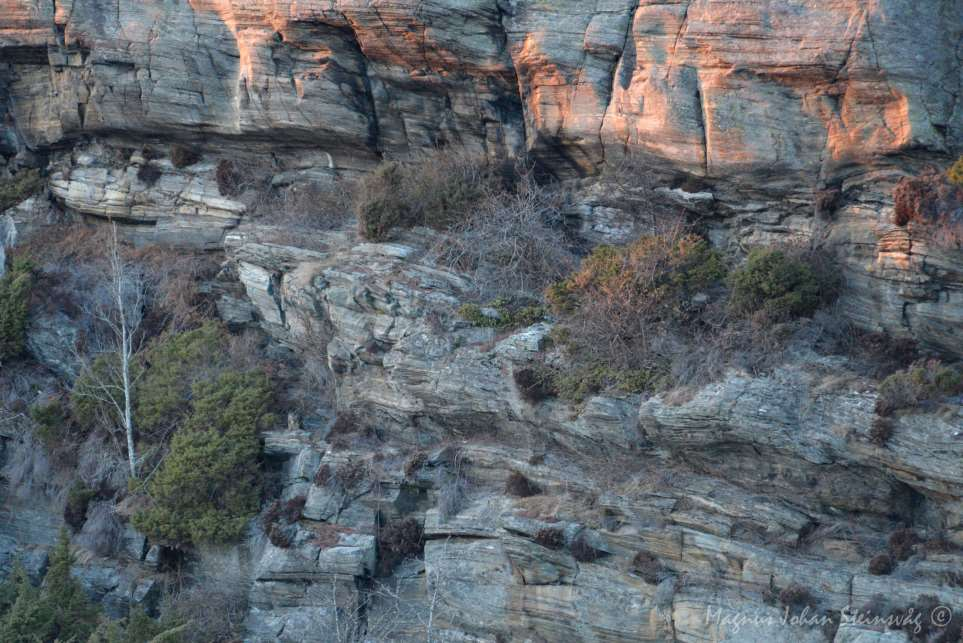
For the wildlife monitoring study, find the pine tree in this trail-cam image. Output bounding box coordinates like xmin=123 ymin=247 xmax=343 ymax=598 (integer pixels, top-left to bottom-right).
xmin=0 ymin=559 xmax=55 ymax=643
xmin=0 ymin=258 xmax=33 ymax=362
xmin=43 ymin=528 xmax=99 ymax=642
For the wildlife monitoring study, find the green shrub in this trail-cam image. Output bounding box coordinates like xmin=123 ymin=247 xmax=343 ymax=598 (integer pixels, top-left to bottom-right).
xmin=875 ymin=359 xmax=963 ymax=416
xmin=135 ymin=322 xmax=229 ymax=436
xmin=132 ymin=370 xmax=275 ymax=546
xmin=30 ymin=398 xmax=72 ymax=449
xmin=458 ymin=298 xmax=546 ymax=330
xmin=0 ymin=169 xmax=44 ymax=212
xmin=0 ymin=257 xmax=33 ymax=362
xmin=0 ymin=529 xmax=99 ymax=642
xmin=551 ymin=363 xmax=666 ymax=404
xmin=729 ymin=248 xmax=834 ymax=322
xmin=355 ymin=151 xmax=500 ymax=241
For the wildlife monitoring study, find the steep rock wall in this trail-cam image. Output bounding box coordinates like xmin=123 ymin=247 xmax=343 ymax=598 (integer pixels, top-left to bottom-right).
xmin=1 ymin=0 xmax=959 ymax=178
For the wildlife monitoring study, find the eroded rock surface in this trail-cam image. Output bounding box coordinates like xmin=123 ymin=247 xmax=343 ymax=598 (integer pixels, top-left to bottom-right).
xmin=220 ymin=225 xmax=963 ymax=642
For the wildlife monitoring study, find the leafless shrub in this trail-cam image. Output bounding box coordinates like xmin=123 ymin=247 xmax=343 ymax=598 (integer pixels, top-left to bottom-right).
xmin=162 ymin=557 xmax=249 ymax=643
xmin=437 ymin=462 xmax=471 ymax=520
xmin=216 ymin=158 xmax=272 ymax=198
xmin=252 ymin=179 xmax=352 ymax=230
xmin=433 ymin=174 xmax=577 ymax=300
xmin=330 ymin=566 xmax=444 ymax=643
xmin=893 ymin=167 xmax=963 ymax=249
xmin=869 ymin=417 xmax=895 ymax=446
xmin=355 ymin=148 xmax=506 ymax=241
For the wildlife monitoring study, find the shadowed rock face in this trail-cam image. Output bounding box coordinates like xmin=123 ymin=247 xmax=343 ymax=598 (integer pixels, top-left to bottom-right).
xmin=1 ymin=0 xmax=959 ymax=179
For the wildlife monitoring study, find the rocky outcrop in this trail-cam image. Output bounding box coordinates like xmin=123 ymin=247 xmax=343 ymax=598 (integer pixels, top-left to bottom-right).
xmin=220 ymin=225 xmax=963 ymax=641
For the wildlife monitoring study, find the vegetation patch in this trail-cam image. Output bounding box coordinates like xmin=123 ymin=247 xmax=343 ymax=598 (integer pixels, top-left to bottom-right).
xmin=30 ymin=397 xmax=76 ymax=450
xmin=458 ymin=298 xmax=546 ymax=330
xmin=868 ymin=417 xmax=895 ymax=446
xmin=355 ymin=150 xmax=503 ymax=241
xmin=513 ymin=365 xmax=559 ymax=404
xmin=0 ymin=169 xmax=44 ymax=211
xmin=533 ymin=528 xmax=565 ymax=550
xmin=570 ymin=536 xmax=603 ymax=563
xmin=949 ymin=156 xmax=963 ymax=186
xmin=778 ymin=583 xmax=817 ymax=616
xmin=631 ymin=551 xmax=665 ymax=585
xmin=132 ymin=370 xmax=275 ymax=546
xmin=728 ymin=248 xmax=834 ymax=322
xmin=0 ymin=530 xmax=99 ymax=642
xmin=505 ymin=471 xmax=542 ymax=498
xmin=868 ymin=553 xmax=894 ymax=575
xmin=376 ymin=517 xmax=424 ymax=577
xmin=875 ymin=360 xmax=963 ymax=416
xmin=0 ymin=258 xmax=33 ymax=362
xmin=134 ymin=322 xmax=229 ymax=437
xmin=63 ymin=483 xmax=96 ymax=533
xmin=545 ymin=228 xmax=725 ymax=400
xmin=888 ymin=528 xmax=920 ymax=561
xmin=169 ymin=144 xmax=202 ymax=169
xmin=136 ymin=163 xmax=162 ymax=186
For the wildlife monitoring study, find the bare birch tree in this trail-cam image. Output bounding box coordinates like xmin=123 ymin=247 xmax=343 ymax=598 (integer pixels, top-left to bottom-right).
xmin=72 ymin=222 xmax=146 ymax=478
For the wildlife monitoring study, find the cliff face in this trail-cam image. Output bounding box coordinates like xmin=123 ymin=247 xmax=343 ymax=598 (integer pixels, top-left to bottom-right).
xmin=2 ymin=4 xmax=963 ymax=642
xmin=2 ymin=0 xmax=960 ymax=177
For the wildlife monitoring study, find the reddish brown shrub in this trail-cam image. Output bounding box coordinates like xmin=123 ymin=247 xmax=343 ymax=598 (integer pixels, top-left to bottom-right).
xmin=778 ymin=583 xmax=816 ymax=613
xmin=505 ymin=471 xmax=542 ymax=498
xmin=868 ymin=553 xmax=894 ymax=575
xmin=314 ymin=464 xmax=332 ymax=486
xmin=216 ymin=159 xmax=243 ymax=197
xmin=376 ymin=517 xmax=424 ymax=577
xmin=137 ymin=163 xmax=162 ymax=186
xmin=892 ymin=168 xmax=963 ymax=247
xmin=533 ymin=528 xmax=565 ymax=550
xmin=282 ymin=495 xmax=306 ymax=523
xmin=889 ymin=528 xmax=919 ymax=561
xmin=570 ymin=536 xmax=603 ymax=563
xmin=170 ymin=145 xmax=202 ymax=169
xmin=631 ymin=551 xmax=665 ymax=584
